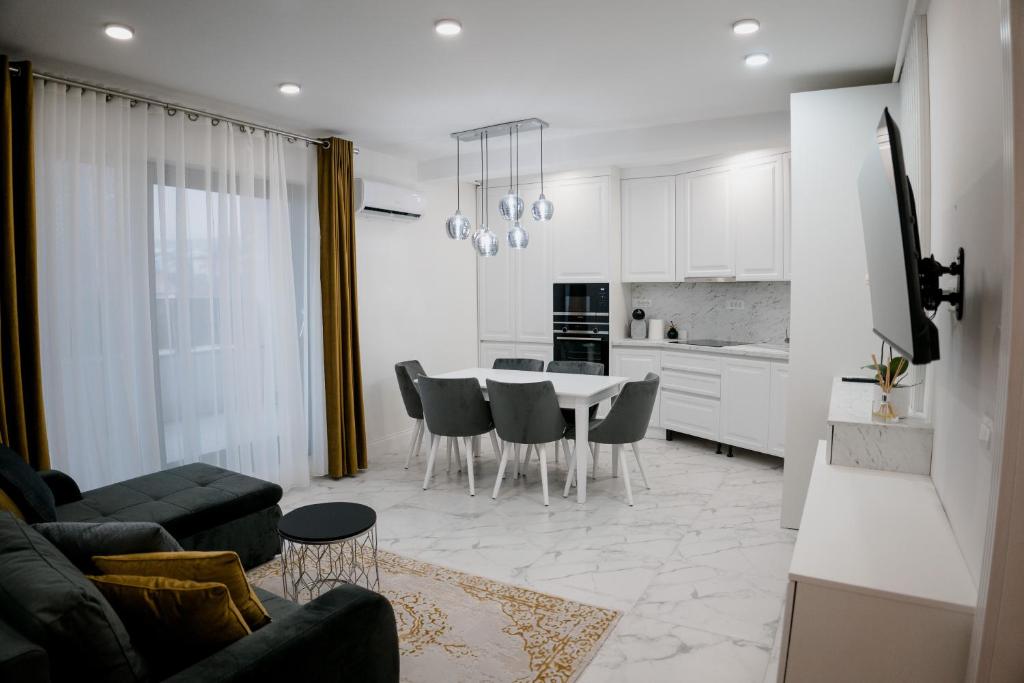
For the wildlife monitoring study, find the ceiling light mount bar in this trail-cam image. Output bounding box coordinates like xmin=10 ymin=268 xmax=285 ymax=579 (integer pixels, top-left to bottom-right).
xmin=450 ymin=117 xmax=548 ymax=143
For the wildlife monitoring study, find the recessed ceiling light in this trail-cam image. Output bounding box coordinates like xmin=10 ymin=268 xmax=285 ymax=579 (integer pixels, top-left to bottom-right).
xmin=278 ymin=83 xmax=301 ymax=95
xmin=732 ymin=19 xmax=760 ymax=35
xmin=745 ymin=53 xmax=770 ymax=67
xmin=434 ymin=19 xmax=462 ymax=36
xmin=104 ymin=23 xmax=134 ymax=41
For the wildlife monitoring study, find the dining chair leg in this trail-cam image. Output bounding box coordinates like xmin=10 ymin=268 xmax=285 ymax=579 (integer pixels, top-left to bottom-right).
xmin=416 ymin=423 xmax=428 ymax=458
xmin=472 ymin=435 xmax=481 ymax=459
xmin=513 ymin=443 xmax=522 ymax=479
xmin=561 ymin=439 xmax=571 ymax=472
xmin=612 ymin=442 xmax=619 ymax=478
xmin=445 ymin=438 xmax=453 ymax=473
xmin=405 ymin=420 xmax=423 ymax=469
xmin=563 ymin=443 xmax=577 ymax=498
xmin=493 ymin=441 xmax=511 ymax=498
xmin=539 ymin=444 xmax=550 ymax=506
xmin=616 ymin=444 xmax=634 ymax=506
xmin=423 ymin=434 xmax=440 ymax=490
xmin=464 ymin=437 xmax=476 ymax=496
xmin=631 ymin=442 xmax=651 ymax=489
xmin=591 ymin=443 xmax=600 ymax=480
xmin=522 ymin=444 xmax=535 ymax=478
xmin=488 ymin=430 xmax=502 ymax=462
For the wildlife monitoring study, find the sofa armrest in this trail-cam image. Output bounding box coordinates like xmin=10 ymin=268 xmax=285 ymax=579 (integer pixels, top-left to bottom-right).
xmin=0 ymin=617 xmax=49 ymax=683
xmin=165 ymin=585 xmax=399 ymax=683
xmin=37 ymin=470 xmax=82 ymax=506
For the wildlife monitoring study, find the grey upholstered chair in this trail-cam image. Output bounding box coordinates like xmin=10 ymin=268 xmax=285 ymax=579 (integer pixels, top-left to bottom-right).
xmin=395 ymin=360 xmax=429 ymax=469
xmin=492 ymin=358 xmax=544 ymax=372
xmin=546 ymin=360 xmax=605 ymax=466
xmin=486 ymin=379 xmax=568 ymax=506
xmin=563 ymin=372 xmax=660 ymax=506
xmin=418 ymin=376 xmax=501 ymax=496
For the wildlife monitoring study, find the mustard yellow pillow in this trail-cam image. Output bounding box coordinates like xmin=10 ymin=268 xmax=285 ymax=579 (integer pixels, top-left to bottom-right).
xmin=92 ymin=550 xmax=271 ymax=629
xmin=87 ymin=574 xmax=250 ymax=671
xmin=0 ymin=490 xmax=24 ymax=519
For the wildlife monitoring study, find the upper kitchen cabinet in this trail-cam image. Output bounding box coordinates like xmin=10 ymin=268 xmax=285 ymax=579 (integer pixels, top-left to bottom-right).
xmin=782 ymin=152 xmax=792 ymax=281
xmin=677 ymin=166 xmax=733 ymax=278
xmin=621 ymin=176 xmax=675 ymax=282
xmin=732 ymin=156 xmax=784 ymax=281
xmin=548 ymin=176 xmax=612 ymax=282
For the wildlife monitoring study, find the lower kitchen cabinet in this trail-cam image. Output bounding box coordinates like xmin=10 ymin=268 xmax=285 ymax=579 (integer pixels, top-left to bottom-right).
xmin=611 ymin=347 xmax=661 ymax=428
xmin=479 ymin=340 xmax=552 ymax=369
xmin=661 ymin=389 xmax=720 ymax=441
xmin=768 ymin=363 xmax=789 ymax=457
xmin=720 ymin=357 xmax=772 ymax=451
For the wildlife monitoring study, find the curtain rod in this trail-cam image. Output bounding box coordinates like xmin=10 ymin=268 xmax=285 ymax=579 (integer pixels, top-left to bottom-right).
xmin=7 ymin=64 xmax=356 ymax=153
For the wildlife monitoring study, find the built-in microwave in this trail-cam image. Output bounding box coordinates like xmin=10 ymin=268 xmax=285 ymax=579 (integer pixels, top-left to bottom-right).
xmin=552 ymin=283 xmax=610 ymax=375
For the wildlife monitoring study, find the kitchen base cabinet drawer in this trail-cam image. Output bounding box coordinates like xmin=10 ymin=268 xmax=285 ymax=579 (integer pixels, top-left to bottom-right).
xmin=660 ymin=352 xmax=722 ymax=375
xmin=661 ymin=367 xmax=721 ymax=398
xmin=661 ymin=389 xmax=720 ymax=441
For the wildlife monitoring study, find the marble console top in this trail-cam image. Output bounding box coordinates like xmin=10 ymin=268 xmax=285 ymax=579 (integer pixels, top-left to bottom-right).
xmin=613 ymin=338 xmax=789 ymax=361
xmin=827 ymin=376 xmax=932 ymax=431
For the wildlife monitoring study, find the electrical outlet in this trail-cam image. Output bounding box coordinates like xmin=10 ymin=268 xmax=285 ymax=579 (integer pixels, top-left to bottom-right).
xmin=727 ymin=299 xmax=744 ymax=310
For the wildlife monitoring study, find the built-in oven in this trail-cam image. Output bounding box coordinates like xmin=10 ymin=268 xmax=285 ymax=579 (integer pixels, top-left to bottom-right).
xmin=552 ymin=283 xmax=610 ymax=374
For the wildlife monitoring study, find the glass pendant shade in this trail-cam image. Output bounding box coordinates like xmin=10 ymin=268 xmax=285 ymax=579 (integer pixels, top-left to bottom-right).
xmin=531 ymin=193 xmax=554 ymax=222
xmin=507 ymin=222 xmax=529 ymax=249
xmin=498 ymin=191 xmax=524 ymax=221
xmin=473 ymin=226 xmax=499 ymax=257
xmin=446 ymin=210 xmax=471 ymax=240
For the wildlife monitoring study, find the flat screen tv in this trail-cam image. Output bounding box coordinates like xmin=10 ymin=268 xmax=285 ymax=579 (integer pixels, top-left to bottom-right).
xmin=857 ymin=108 xmax=940 ymax=364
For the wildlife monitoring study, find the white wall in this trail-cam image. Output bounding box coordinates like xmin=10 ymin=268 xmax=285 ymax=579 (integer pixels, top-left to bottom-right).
xmin=925 ymin=0 xmax=1006 ymax=585
xmin=354 ymin=149 xmax=478 ymax=451
xmin=782 ymin=83 xmax=900 ymax=529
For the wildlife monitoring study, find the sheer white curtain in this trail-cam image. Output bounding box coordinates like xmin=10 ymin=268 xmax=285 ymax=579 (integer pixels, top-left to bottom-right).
xmin=33 ymin=81 xmax=326 ymax=492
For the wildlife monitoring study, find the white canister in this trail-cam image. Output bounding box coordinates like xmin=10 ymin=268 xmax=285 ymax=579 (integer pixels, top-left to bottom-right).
xmin=648 ymin=319 xmax=665 ymax=340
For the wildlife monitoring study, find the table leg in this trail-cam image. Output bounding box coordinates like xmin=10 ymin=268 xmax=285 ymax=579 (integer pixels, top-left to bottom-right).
xmin=575 ymin=399 xmax=590 ymax=503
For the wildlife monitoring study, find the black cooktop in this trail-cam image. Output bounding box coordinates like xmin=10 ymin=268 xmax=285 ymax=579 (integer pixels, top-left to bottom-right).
xmin=669 ymin=339 xmax=749 ymax=347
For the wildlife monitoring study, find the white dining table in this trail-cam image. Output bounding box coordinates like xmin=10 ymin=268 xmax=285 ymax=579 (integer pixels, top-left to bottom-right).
xmin=430 ymin=367 xmax=629 ymax=503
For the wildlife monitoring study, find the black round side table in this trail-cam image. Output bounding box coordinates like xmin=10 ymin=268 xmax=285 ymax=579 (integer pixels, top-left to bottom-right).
xmin=277 ymin=502 xmax=380 ymax=601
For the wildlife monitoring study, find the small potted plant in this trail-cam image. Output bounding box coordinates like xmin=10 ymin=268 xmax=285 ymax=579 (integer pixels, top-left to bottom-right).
xmin=863 ymin=349 xmax=911 ymax=420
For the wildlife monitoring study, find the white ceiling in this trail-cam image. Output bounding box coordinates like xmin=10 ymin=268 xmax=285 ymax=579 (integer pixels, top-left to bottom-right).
xmin=2 ymin=0 xmax=908 ymax=162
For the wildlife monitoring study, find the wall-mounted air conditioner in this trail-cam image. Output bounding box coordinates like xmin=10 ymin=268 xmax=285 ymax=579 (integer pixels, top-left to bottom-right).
xmin=354 ymin=178 xmax=423 ymax=220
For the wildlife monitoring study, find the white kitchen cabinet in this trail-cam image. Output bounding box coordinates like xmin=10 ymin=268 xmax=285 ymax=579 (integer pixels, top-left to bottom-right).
xmin=732 ymin=157 xmax=784 ymax=281
xmin=514 ymin=342 xmax=553 ymax=366
xmin=782 ymin=152 xmax=792 ymax=281
xmin=512 ymin=182 xmax=553 ymax=343
xmin=548 ymin=176 xmax=611 ymax=283
xmin=720 ymin=357 xmax=772 ymax=451
xmin=768 ymin=362 xmax=789 ymax=458
xmin=621 ymin=176 xmax=675 ymax=282
xmin=661 ymin=389 xmax=720 ymax=441
xmin=479 ymin=341 xmax=516 ymax=369
xmin=677 ymin=167 xmax=733 ymax=278
xmin=611 ymin=347 xmax=662 ymax=428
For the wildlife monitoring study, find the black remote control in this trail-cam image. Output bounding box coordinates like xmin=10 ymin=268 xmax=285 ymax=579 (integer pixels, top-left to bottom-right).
xmin=841 ymin=377 xmax=878 ymax=383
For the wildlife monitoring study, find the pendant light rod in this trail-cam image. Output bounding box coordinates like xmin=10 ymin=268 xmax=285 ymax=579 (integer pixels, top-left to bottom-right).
xmin=515 ymin=124 xmax=520 ymax=196
xmin=450 ymin=117 xmax=548 ymax=143
xmin=508 ymin=126 xmax=514 ymax=191
xmin=455 ymin=137 xmax=461 ymax=210
xmin=539 ymin=124 xmax=545 ymax=194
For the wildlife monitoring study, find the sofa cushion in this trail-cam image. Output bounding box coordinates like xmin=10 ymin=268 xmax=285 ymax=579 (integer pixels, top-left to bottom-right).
xmin=55 ymin=463 xmax=283 ymax=539
xmin=33 ymin=521 xmax=183 ymax=574
xmin=89 ymin=574 xmax=252 ymax=678
xmin=0 ymin=512 xmax=147 ymax=682
xmin=0 ymin=445 xmax=56 ymax=523
xmin=93 ymin=551 xmax=271 ymax=630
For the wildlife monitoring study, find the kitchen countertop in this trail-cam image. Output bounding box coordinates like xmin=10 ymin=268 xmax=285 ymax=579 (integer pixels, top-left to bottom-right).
xmin=613 ymin=338 xmax=789 ymax=360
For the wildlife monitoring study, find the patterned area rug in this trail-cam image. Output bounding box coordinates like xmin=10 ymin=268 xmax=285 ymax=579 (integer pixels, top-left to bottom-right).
xmin=248 ymin=549 xmax=620 ymax=683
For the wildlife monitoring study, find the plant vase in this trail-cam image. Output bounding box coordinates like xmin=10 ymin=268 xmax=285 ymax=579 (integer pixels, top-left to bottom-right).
xmin=872 ymin=384 xmax=911 ymax=421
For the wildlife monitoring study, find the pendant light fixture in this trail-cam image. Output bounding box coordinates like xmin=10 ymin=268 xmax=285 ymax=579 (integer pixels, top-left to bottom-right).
xmin=445 ymin=137 xmax=471 ymax=240
xmin=498 ymin=126 xmax=524 ymax=221
xmin=472 ymin=131 xmax=499 ymax=257
xmin=507 ymin=124 xmax=529 ymax=248
xmin=531 ymin=124 xmax=554 ymax=222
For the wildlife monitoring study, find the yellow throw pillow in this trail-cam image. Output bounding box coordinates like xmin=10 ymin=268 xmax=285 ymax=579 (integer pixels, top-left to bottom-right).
xmin=92 ymin=550 xmax=271 ymax=629
xmin=0 ymin=490 xmax=24 ymax=519
xmin=87 ymin=574 xmax=251 ymax=663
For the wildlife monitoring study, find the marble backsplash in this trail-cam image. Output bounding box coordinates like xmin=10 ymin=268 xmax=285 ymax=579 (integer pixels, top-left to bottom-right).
xmin=630 ymin=282 xmax=791 ymax=343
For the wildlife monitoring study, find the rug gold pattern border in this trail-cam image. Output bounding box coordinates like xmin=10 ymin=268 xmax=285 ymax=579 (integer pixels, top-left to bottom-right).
xmin=249 ymin=549 xmax=621 ymax=683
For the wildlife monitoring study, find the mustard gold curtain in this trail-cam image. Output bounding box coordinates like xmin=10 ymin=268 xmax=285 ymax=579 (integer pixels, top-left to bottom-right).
xmin=317 ymin=137 xmax=367 ymax=477
xmin=0 ymin=57 xmax=50 ymax=469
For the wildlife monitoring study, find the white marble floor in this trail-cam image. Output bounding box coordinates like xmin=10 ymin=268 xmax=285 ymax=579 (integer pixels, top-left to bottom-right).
xmin=281 ymin=433 xmax=796 ymax=683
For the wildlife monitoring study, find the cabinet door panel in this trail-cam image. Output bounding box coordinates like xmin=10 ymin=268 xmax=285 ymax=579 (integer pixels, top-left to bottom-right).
xmin=661 ymin=389 xmax=720 ymax=440
xmin=549 ymin=178 xmax=610 ymax=282
xmin=479 ymin=341 xmax=516 ymax=369
xmin=733 ymin=158 xmax=784 ymax=281
xmin=622 ymin=177 xmax=675 ymax=282
xmin=768 ymin=363 xmax=789 ymax=458
xmin=478 ymin=186 xmax=515 ymax=340
xmin=678 ymin=169 xmax=733 ymax=278
xmin=721 ymin=358 xmax=772 ymax=450
xmin=515 ymin=342 xmax=553 ymax=366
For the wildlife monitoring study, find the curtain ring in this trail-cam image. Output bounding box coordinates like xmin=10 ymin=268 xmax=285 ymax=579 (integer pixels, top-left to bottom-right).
xmin=167 ymin=107 xmax=177 ymax=117
xmin=287 ymin=136 xmax=297 ymax=144
xmin=211 ymin=118 xmax=220 ymax=127
xmin=129 ymin=99 xmax=138 ymax=108
xmin=105 ymin=94 xmax=113 ymax=103
xmin=322 ymin=139 xmax=331 ymax=150
xmin=187 ymin=113 xmax=199 ymax=122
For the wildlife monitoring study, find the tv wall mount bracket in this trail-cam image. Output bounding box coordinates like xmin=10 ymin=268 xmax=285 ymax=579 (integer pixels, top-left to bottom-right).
xmin=920 ymin=247 xmax=965 ymax=320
